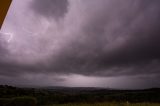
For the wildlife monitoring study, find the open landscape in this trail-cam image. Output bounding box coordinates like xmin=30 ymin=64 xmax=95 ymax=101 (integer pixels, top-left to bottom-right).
xmin=0 ymin=85 xmax=160 ymax=106
xmin=45 ymin=103 xmax=160 ymax=106
xmin=46 ymin=103 xmax=160 ymax=106
xmin=1 ymin=0 xmax=160 ymax=106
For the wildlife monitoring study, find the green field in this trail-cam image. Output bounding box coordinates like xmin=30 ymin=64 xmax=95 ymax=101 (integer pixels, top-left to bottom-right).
xmin=45 ymin=103 xmax=160 ymax=106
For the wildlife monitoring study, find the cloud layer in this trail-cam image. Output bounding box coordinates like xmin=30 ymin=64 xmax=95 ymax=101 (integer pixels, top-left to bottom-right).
xmin=0 ymin=0 xmax=160 ymax=88
xmin=31 ymin=0 xmax=69 ymax=20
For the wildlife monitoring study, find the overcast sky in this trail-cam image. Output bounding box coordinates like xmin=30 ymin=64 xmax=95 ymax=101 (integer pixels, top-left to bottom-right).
xmin=0 ymin=0 xmax=160 ymax=89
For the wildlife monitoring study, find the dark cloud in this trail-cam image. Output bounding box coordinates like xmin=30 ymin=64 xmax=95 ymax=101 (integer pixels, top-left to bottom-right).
xmin=0 ymin=33 xmax=10 ymax=61
xmin=31 ymin=0 xmax=69 ymax=20
xmin=2 ymin=0 xmax=160 ymax=75
xmin=1 ymin=0 xmax=160 ymax=88
xmin=41 ymin=0 xmax=160 ymax=77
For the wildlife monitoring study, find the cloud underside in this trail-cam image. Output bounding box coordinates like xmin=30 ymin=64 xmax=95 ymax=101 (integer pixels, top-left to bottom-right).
xmin=0 ymin=0 xmax=160 ymax=86
xmin=31 ymin=0 xmax=69 ymax=20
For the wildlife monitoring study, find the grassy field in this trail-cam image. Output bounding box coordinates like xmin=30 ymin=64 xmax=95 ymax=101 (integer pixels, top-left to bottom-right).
xmin=45 ymin=103 xmax=160 ymax=106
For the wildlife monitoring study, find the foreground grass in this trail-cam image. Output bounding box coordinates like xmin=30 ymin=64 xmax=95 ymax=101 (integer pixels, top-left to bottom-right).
xmin=45 ymin=103 xmax=160 ymax=106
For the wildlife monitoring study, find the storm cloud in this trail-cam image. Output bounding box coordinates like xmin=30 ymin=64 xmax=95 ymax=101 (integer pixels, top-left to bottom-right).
xmin=31 ymin=0 xmax=69 ymax=19
xmin=0 ymin=0 xmax=160 ymax=88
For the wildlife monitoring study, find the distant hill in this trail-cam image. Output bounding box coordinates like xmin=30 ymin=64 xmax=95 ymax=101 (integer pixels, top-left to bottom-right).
xmin=0 ymin=85 xmax=160 ymax=105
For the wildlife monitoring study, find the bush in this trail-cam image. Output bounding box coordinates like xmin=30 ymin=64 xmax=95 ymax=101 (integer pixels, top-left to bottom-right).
xmin=0 ymin=98 xmax=12 ymax=106
xmin=5 ymin=96 xmax=37 ymax=106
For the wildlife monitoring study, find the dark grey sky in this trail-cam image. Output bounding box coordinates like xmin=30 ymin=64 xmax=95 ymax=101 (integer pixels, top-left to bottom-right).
xmin=0 ymin=0 xmax=160 ymax=89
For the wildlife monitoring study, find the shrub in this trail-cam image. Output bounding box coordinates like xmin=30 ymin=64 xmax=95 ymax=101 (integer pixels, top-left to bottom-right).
xmin=0 ymin=98 xmax=12 ymax=106
xmin=5 ymin=96 xmax=37 ymax=106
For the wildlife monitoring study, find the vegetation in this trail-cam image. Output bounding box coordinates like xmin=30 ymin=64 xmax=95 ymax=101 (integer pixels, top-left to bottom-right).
xmin=45 ymin=103 xmax=160 ymax=106
xmin=0 ymin=85 xmax=160 ymax=106
xmin=0 ymin=96 xmax=37 ymax=106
